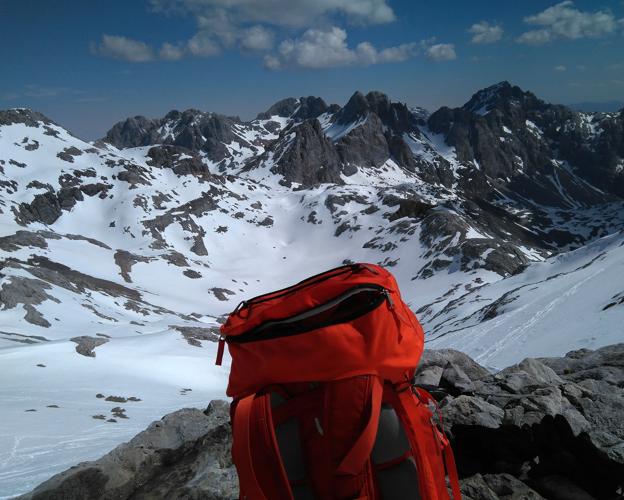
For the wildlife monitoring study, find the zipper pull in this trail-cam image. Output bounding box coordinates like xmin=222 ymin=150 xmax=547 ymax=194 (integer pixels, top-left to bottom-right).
xmin=384 ymin=289 xmax=408 ymax=343
xmin=233 ymin=300 xmax=247 ymax=316
xmin=383 ymin=289 xmax=395 ymax=309
xmin=215 ymin=336 xmax=225 ymax=366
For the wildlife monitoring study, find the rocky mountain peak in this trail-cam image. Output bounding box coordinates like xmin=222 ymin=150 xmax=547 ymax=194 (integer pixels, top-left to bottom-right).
xmin=257 ymin=96 xmax=332 ymax=122
xmin=247 ymin=117 xmax=343 ymax=186
xmin=102 ymin=109 xmax=243 ymax=158
xmin=335 ymin=90 xmax=369 ymax=124
xmin=177 ymin=108 xmax=206 ymax=121
xmin=256 ymin=97 xmax=300 ymax=119
xmin=462 ymin=81 xmax=544 ymax=116
xmin=366 ymin=91 xmax=417 ymax=134
xmin=0 ymin=108 xmax=54 ymax=127
xmin=291 ymin=96 xmax=330 ymax=121
xmin=334 ymin=90 xmax=418 ymax=135
xmin=163 ymin=110 xmax=182 ymax=121
xmin=365 ymin=90 xmax=391 ymax=108
xmin=103 ymin=115 xmax=160 ymax=148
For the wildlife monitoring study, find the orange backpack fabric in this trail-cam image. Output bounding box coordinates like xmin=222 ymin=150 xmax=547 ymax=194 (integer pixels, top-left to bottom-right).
xmin=218 ymin=263 xmax=461 ymax=500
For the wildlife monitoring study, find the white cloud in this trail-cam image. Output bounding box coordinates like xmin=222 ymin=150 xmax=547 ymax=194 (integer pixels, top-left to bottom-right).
xmin=269 ymin=27 xmax=358 ymax=69
xmin=517 ymin=1 xmax=620 ymax=45
xmin=240 ymin=26 xmax=275 ymax=52
xmin=263 ymin=26 xmax=425 ymax=69
xmin=379 ymin=43 xmax=422 ymax=62
xmin=149 ymin=0 xmax=396 ymax=29
xmin=92 ymin=33 xmax=221 ymax=63
xmin=187 ymin=32 xmax=221 ymax=56
xmin=161 ymin=34 xmax=222 ymax=60
xmin=146 ymin=0 xmax=399 ymax=62
xmin=93 ymin=1 xmax=446 ymax=68
xmin=469 ymin=21 xmax=503 ymax=44
xmin=554 ymin=64 xmax=567 ymax=71
xmin=516 ymin=29 xmax=552 ymax=45
xmin=426 ymin=43 xmax=457 ymax=61
xmin=159 ymin=42 xmax=186 ymax=60
xmin=91 ymin=35 xmax=155 ymax=62
xmin=263 ymin=55 xmax=282 ymax=70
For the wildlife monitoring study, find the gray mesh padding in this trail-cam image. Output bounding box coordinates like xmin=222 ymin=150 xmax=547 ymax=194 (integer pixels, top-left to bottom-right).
xmin=270 ymin=391 xmax=287 ymax=407
xmin=271 ymin=391 xmax=315 ymax=499
xmin=377 ymin=458 xmax=421 ymax=499
xmin=274 ymin=415 xmax=316 ymax=499
xmin=291 ymin=484 xmax=316 ymax=500
xmin=372 ymin=404 xmax=410 ymax=464
xmin=274 ymin=417 xmax=306 ymax=481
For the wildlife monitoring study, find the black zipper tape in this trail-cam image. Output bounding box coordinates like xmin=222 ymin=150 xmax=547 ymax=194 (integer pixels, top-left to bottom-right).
xmin=233 ymin=263 xmax=376 ymax=317
xmin=228 ymin=284 xmax=390 ymax=344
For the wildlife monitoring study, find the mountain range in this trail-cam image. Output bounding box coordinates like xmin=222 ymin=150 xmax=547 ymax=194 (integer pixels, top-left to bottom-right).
xmin=1 ymin=81 xmax=623 ymax=497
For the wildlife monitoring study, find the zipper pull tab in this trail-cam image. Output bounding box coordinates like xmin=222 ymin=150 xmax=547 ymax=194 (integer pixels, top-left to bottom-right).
xmin=383 ymin=289 xmax=394 ymax=309
xmin=215 ymin=336 xmax=225 ymax=366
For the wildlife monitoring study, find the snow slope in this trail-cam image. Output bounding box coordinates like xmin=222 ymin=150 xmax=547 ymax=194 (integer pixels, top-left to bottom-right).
xmin=1 ymin=96 xmax=623 ymax=497
xmin=425 ymin=231 xmax=624 ymax=369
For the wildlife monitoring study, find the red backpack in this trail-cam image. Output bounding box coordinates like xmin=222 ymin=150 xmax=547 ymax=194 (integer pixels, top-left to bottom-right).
xmin=217 ymin=263 xmax=461 ymax=500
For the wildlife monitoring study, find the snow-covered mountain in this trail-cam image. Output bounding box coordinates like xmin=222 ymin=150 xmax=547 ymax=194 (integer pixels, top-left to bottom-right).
xmin=1 ymin=82 xmax=623 ymax=497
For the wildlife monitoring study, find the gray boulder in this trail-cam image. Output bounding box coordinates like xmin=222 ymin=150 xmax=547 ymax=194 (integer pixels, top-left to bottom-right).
xmin=460 ymin=473 xmax=545 ymax=500
xmin=442 ymin=395 xmax=505 ymax=428
xmin=19 ymin=400 xmax=237 ymax=500
xmin=417 ymin=348 xmax=491 ymax=382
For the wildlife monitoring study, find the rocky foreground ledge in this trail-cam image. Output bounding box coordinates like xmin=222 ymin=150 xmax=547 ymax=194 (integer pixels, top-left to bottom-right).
xmin=19 ymin=344 xmax=624 ymax=500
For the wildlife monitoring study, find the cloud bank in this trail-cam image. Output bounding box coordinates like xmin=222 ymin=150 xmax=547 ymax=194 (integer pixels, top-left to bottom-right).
xmin=469 ymin=21 xmax=503 ymax=44
xmin=517 ymin=1 xmax=622 ymax=45
xmin=91 ymin=35 xmax=155 ymax=62
xmin=426 ymin=43 xmax=457 ymax=62
xmin=263 ymin=27 xmax=429 ymax=69
xmin=91 ymin=0 xmax=456 ymax=68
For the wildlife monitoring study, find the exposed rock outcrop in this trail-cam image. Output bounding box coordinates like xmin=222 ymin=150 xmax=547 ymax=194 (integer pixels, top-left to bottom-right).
xmin=256 ymin=96 xmax=332 ymax=121
xmin=18 ymin=401 xmax=236 ymax=500
xmin=103 ymin=110 xmax=247 ymax=165
xmin=20 ymin=345 xmax=624 ymax=500
xmin=248 ymin=118 xmax=344 ymax=186
xmin=70 ymin=335 xmax=109 ymax=357
xmin=428 ymin=81 xmax=624 ymax=202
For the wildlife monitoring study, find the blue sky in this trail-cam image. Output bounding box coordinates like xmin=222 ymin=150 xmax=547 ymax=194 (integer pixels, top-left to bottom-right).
xmin=2 ymin=0 xmax=623 ymax=139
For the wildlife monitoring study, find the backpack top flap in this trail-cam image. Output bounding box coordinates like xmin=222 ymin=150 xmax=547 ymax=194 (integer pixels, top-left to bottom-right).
xmin=220 ymin=263 xmax=424 ymax=398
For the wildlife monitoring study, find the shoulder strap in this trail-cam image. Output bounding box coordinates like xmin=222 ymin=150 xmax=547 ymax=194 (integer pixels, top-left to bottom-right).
xmin=415 ymin=388 xmax=461 ymax=500
xmin=232 ymin=377 xmax=384 ymax=500
xmin=337 ymin=375 xmax=383 ymax=475
xmin=391 ymin=387 xmax=440 ymax=499
xmin=390 ymin=385 xmax=462 ymax=500
xmin=232 ymin=393 xmax=294 ymax=500
xmin=443 ymin=441 xmax=461 ymax=500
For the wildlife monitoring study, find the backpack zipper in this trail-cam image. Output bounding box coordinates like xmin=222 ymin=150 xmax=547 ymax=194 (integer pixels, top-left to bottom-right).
xmin=226 ymin=284 xmax=392 ymax=345
xmin=232 ymin=263 xmax=378 ymax=317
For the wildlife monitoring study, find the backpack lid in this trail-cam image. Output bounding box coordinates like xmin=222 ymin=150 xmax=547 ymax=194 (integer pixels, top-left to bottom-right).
xmin=220 ymin=263 xmax=425 ymax=398
xmin=221 ymin=263 xmax=396 ymax=338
